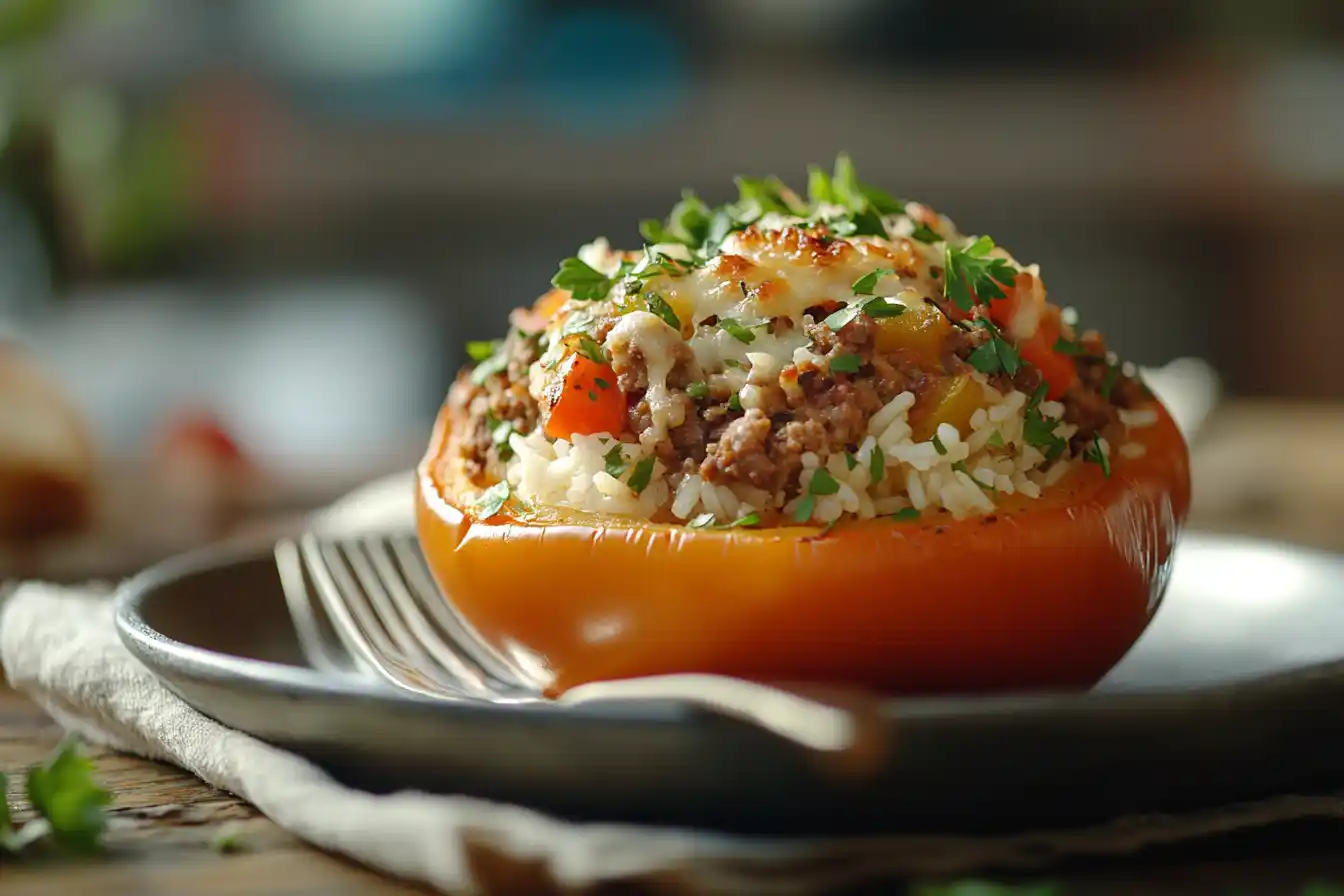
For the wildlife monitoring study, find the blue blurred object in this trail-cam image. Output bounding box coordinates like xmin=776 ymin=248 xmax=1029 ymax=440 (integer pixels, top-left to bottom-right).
xmin=522 ymin=8 xmax=688 ymax=135
xmin=240 ymin=0 xmax=522 ymax=120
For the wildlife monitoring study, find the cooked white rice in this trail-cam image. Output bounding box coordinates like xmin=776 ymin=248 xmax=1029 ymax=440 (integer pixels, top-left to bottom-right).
xmin=480 ymin=379 xmax=1151 ymax=525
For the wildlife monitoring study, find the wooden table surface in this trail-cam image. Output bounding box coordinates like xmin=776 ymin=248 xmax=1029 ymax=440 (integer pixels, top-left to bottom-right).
xmin=2 ymin=400 xmax=1343 ymax=896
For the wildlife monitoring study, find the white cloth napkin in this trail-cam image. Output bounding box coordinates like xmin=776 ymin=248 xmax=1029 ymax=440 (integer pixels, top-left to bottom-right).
xmin=3 ymin=471 xmax=1341 ymax=894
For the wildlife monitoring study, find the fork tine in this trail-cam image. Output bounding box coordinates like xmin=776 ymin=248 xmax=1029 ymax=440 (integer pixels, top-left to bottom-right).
xmin=350 ymin=537 xmax=493 ymax=696
xmin=388 ymin=533 xmax=538 ymax=690
xmin=274 ymin=538 xmax=351 ymax=676
xmin=294 ymin=533 xmax=462 ymax=699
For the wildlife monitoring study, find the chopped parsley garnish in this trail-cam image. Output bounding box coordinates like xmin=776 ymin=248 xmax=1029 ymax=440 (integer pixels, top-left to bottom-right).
xmin=721 ymin=358 xmax=743 ymax=369
xmin=824 ymin=296 xmax=905 ymax=331
xmin=1023 ymin=408 xmax=1067 ymax=461
xmin=1053 ymin=336 xmax=1086 ymax=356
xmin=830 ymin=353 xmax=862 ymax=374
xmin=603 ymin=444 xmax=626 ymax=479
xmin=639 ymin=190 xmax=712 ymax=248
xmin=551 ymin=257 xmax=613 ymax=301
xmin=2 ymin=737 xmax=112 ymax=856
xmin=792 ymin=467 xmax=841 ymax=523
xmin=474 ymin=482 xmax=510 ymax=520
xmin=943 ymin=235 xmax=1017 ymax=313
xmin=687 ymin=511 xmax=762 ymax=530
xmin=832 ymin=152 xmax=904 ymax=215
xmin=577 ymin=335 xmax=609 ymax=365
xmin=560 ymin=308 xmax=599 ymax=338
xmin=587 ymin=390 xmax=597 ymax=401
xmin=646 ymin=294 xmax=682 ymax=331
xmin=465 ymin=340 xmax=498 ymax=362
xmin=986 ymin=430 xmax=1007 ymax=448
xmin=469 ymin=342 xmax=509 ymax=385
xmin=718 ymin=318 xmax=757 ymax=344
xmin=931 ymin=432 xmax=948 ymax=455
xmin=728 ymin=393 xmax=744 ymax=412
xmin=1083 ymin=434 xmax=1112 ymax=477
xmin=489 ymin=415 xmax=515 ymax=461
xmin=850 ymin=267 xmax=896 ymax=296
xmin=734 ymin=175 xmax=804 ymax=218
xmin=965 ymin=319 xmax=1023 ymax=376
xmin=627 ymin=457 xmax=656 ymax=495
xmin=910 ymin=223 xmax=942 ymax=244
xmin=1100 ymin=363 xmax=1120 ymax=399
xmin=869 ymin=444 xmax=886 ymax=484
xmin=891 ymin=507 xmax=921 ymax=522
xmin=686 ymin=381 xmax=709 ymax=400
xmin=1027 ymin=381 xmax=1049 ymax=410
xmin=829 ymin=204 xmax=887 ymax=239
xmin=594 ymin=377 xmax=611 ymax=390
xmin=806 ymin=164 xmax=835 ymax=205
xmin=952 ymin=460 xmax=995 ymax=493
xmin=844 ymin=453 xmax=858 ymax=470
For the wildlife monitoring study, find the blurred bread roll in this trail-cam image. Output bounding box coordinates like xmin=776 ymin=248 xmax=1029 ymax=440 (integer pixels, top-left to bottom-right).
xmin=0 ymin=343 xmax=93 ymax=540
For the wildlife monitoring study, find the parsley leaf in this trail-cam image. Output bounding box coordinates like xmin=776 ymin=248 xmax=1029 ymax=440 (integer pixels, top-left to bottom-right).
xmin=603 ymin=444 xmax=626 ymax=479
xmin=792 ymin=466 xmax=841 ymax=523
xmin=551 ymin=257 xmax=613 ymax=301
xmin=728 ymin=511 xmax=762 ymax=528
xmin=646 ymin=294 xmax=682 ymax=331
xmin=943 ymin=236 xmax=1017 ymax=312
xmin=20 ymin=738 xmax=113 ymax=854
xmin=809 ymin=467 xmax=841 ymax=496
xmin=728 ymin=393 xmax=744 ymax=412
xmin=824 ymin=297 xmax=904 ymax=331
xmin=910 ymin=223 xmax=943 ymax=243
xmin=807 ymin=164 xmax=834 ymax=205
xmin=931 ymin=432 xmax=948 ymax=455
xmin=1027 ymin=381 xmax=1049 ymax=411
xmin=689 ymin=511 xmax=762 ymax=530
xmin=832 ymin=153 xmax=904 ymax=215
xmin=489 ymin=416 xmax=515 ymax=461
xmin=627 ymin=457 xmax=656 ymax=495
xmin=1023 ymin=408 xmax=1066 ymax=460
xmin=1053 ymin=336 xmax=1086 ymax=356
xmin=734 ymin=175 xmax=801 ymax=218
xmin=687 ymin=512 xmax=716 ymax=528
xmin=986 ymin=430 xmax=1006 ymax=448
xmin=1101 ymin=363 xmax=1120 ymax=399
xmin=577 ymin=335 xmax=609 ymax=365
xmin=719 ymin=318 xmax=757 ymax=344
xmin=1084 ymin=434 xmax=1112 ymax=477
xmin=869 ymin=444 xmax=886 ymax=484
xmin=891 ymin=507 xmax=921 ymax=522
xmin=474 ymin=482 xmax=510 ymax=520
xmin=965 ymin=319 xmax=1023 ymax=376
xmin=830 ymin=353 xmax=862 ymax=374
xmin=844 ymin=453 xmax=858 ymax=470
xmin=465 ymin=340 xmax=498 ymax=362
xmin=792 ymin=495 xmax=816 ymax=524
xmin=469 ymin=343 xmax=509 ymax=385
xmin=686 ymin=381 xmax=709 ymax=400
xmin=642 ymin=190 xmax=713 ymax=248
xmin=831 ymin=204 xmax=887 ymax=239
xmin=851 ymin=267 xmax=896 ymax=296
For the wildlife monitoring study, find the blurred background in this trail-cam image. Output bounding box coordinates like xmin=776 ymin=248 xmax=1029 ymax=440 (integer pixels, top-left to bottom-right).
xmin=1 ymin=0 xmax=1342 ymax=516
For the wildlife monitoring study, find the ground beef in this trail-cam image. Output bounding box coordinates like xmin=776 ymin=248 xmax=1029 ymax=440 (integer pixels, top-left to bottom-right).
xmin=456 ymin=304 xmax=1145 ymax=500
xmin=452 ymin=330 xmax=542 ymax=482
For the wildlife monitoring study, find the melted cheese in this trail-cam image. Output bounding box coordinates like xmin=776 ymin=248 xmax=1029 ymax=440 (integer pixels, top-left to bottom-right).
xmin=538 ymin=212 xmax=1033 ymax=415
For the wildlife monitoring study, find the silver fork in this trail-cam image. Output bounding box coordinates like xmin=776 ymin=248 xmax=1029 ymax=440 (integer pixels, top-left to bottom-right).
xmin=275 ymin=531 xmax=863 ymax=753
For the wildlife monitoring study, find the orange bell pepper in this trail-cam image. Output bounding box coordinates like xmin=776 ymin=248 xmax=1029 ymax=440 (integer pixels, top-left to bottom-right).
xmin=417 ymin=394 xmax=1191 ymax=698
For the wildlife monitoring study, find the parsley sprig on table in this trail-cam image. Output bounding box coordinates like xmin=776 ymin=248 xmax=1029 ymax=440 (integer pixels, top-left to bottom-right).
xmin=2 ymin=738 xmax=112 ymax=858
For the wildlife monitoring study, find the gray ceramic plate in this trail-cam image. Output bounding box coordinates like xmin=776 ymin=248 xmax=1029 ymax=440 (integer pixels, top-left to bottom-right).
xmin=114 ymin=532 xmax=1344 ymax=837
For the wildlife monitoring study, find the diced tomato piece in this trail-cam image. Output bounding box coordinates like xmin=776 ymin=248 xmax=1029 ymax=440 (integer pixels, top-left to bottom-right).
xmin=543 ymin=354 xmax=626 ymax=440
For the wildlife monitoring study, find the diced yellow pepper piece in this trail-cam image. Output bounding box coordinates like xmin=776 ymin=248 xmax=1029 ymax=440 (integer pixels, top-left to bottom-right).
xmin=910 ymin=375 xmax=984 ymax=442
xmin=873 ymin=301 xmax=950 ymax=368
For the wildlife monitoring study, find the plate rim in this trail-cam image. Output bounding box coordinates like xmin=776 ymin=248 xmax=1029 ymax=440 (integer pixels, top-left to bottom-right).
xmin=113 ymin=529 xmax=1344 ymax=729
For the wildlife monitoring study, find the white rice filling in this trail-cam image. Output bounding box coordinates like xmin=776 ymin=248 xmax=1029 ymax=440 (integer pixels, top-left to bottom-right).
xmin=500 ymin=386 xmax=1090 ymax=523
